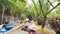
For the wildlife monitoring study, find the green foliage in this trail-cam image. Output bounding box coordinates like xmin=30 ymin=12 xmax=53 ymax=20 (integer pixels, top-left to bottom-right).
xmin=48 ymin=4 xmax=60 ymax=17
xmin=0 ymin=0 xmax=27 ymax=16
xmin=32 ymin=0 xmax=39 ymax=17
xmin=0 ymin=0 xmax=60 ymax=18
xmin=0 ymin=0 xmax=19 ymax=15
xmin=48 ymin=11 xmax=60 ymax=17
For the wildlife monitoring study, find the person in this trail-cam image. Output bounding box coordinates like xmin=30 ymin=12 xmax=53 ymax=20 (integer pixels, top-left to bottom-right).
xmin=25 ymin=21 xmax=31 ymax=27
xmin=19 ymin=28 xmax=29 ymax=34
xmin=24 ymin=26 xmax=36 ymax=34
xmin=24 ymin=19 xmax=36 ymax=34
xmin=29 ymin=20 xmax=37 ymax=34
xmin=28 ymin=20 xmax=37 ymax=30
xmin=28 ymin=20 xmax=36 ymax=34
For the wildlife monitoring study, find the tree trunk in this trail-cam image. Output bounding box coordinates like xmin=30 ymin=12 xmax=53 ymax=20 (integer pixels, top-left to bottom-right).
xmin=1 ymin=5 xmax=5 ymax=24
xmin=42 ymin=16 xmax=47 ymax=29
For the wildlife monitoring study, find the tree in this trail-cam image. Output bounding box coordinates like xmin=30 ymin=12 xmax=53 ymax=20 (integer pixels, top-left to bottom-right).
xmin=31 ymin=0 xmax=60 ymax=29
xmin=39 ymin=0 xmax=60 ymax=29
xmin=0 ymin=0 xmax=19 ymax=24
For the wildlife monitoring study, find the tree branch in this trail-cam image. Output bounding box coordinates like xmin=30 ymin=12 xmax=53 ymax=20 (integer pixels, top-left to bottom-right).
xmin=46 ymin=2 xmax=60 ymax=15
xmin=47 ymin=0 xmax=54 ymax=8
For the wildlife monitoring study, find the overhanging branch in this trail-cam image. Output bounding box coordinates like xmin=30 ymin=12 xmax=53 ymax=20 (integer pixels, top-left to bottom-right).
xmin=47 ymin=0 xmax=54 ymax=8
xmin=46 ymin=2 xmax=60 ymax=15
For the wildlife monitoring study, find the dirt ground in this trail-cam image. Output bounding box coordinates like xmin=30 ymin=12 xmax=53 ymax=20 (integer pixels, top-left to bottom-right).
xmin=7 ymin=23 xmax=56 ymax=34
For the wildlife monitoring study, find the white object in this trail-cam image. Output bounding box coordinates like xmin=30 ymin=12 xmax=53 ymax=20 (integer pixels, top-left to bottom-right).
xmin=0 ymin=24 xmax=4 ymax=29
xmin=25 ymin=18 xmax=29 ymax=21
xmin=25 ymin=22 xmax=30 ymax=26
xmin=28 ymin=23 xmax=37 ymax=30
xmin=1 ymin=28 xmax=6 ymax=31
xmin=25 ymin=22 xmax=37 ymax=30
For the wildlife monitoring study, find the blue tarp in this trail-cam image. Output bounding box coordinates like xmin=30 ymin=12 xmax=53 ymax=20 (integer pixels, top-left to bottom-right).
xmin=0 ymin=22 xmax=18 ymax=34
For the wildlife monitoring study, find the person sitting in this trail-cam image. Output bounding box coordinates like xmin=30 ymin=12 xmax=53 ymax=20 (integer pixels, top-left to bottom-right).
xmin=24 ymin=26 xmax=36 ymax=34
xmin=19 ymin=28 xmax=29 ymax=34
xmin=24 ymin=19 xmax=37 ymax=34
